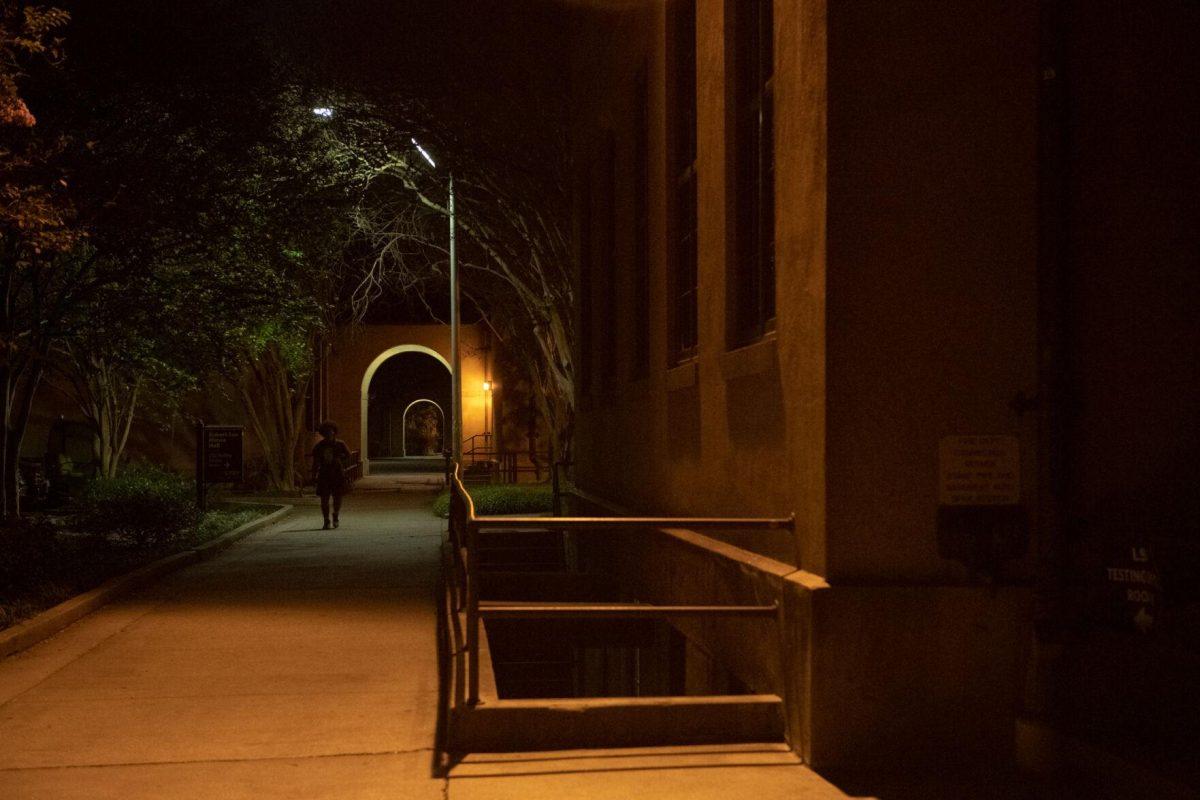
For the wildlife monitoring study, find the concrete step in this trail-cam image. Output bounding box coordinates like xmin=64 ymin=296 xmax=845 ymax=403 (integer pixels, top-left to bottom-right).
xmin=448 ymin=694 xmax=785 ymax=752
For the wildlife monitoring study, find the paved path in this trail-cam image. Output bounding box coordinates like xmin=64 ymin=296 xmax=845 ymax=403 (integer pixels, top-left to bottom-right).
xmin=0 ymin=491 xmax=928 ymax=799
xmin=0 ymin=493 xmax=445 ymax=799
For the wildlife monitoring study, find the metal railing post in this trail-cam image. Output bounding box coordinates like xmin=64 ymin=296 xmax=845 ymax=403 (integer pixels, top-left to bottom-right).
xmin=445 ymin=468 xmax=796 ymax=714
xmin=466 ymin=515 xmax=480 ymax=706
xmin=551 ymin=460 xmax=561 ymax=517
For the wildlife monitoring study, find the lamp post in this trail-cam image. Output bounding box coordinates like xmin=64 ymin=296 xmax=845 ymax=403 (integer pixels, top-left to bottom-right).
xmin=482 ymin=380 xmax=492 ymax=438
xmin=412 ymin=139 xmax=462 ymax=463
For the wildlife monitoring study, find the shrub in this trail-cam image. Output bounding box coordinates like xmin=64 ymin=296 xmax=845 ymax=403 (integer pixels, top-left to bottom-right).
xmin=432 ymin=483 xmax=554 ymax=518
xmin=0 ymin=517 xmax=62 ymax=600
xmin=238 ymin=455 xmax=273 ymax=492
xmin=193 ymin=505 xmax=273 ymax=543
xmin=77 ymin=465 xmax=201 ymax=549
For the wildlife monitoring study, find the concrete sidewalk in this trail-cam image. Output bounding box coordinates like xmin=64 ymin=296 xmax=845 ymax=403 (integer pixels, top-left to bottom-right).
xmin=0 ymin=490 xmax=884 ymax=799
xmin=0 ymin=493 xmax=444 ymax=799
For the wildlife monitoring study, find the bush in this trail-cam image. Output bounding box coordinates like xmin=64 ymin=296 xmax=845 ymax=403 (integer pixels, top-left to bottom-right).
xmin=77 ymin=465 xmax=202 ymax=548
xmin=0 ymin=517 xmax=62 ymax=600
xmin=193 ymin=505 xmax=274 ymax=543
xmin=432 ymin=483 xmax=554 ymax=518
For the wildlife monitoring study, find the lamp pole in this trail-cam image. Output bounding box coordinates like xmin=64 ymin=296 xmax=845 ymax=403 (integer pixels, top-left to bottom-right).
xmin=449 ymin=174 xmax=462 ymax=463
xmin=412 ymin=138 xmax=462 ymax=464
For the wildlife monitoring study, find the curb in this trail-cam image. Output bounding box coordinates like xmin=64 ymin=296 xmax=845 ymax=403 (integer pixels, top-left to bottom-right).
xmin=0 ymin=504 xmax=293 ymax=660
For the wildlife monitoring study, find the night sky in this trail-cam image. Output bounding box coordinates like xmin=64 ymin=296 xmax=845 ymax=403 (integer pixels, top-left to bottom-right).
xmin=54 ymin=0 xmax=574 ymax=122
xmin=40 ymin=0 xmax=579 ymax=327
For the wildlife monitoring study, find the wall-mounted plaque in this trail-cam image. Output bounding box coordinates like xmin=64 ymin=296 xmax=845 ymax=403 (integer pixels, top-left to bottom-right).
xmin=938 ymin=435 xmax=1020 ymax=506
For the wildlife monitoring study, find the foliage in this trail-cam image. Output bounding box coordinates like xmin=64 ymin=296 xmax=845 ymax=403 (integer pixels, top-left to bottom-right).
xmin=0 ymin=2 xmax=67 ymax=124
xmin=0 ymin=2 xmax=73 ymax=518
xmin=432 ymin=482 xmax=554 ymax=519
xmin=50 ymin=273 xmax=199 ymax=476
xmin=193 ymin=505 xmax=274 ymax=544
xmin=3 ymin=4 xmax=578 ymax=514
xmin=33 ymin=72 xmax=359 ymax=490
xmin=320 ymin=89 xmax=577 ymax=459
xmin=0 ymin=515 xmax=60 ymax=600
xmin=236 ymin=335 xmax=311 ymax=493
xmin=76 ymin=464 xmax=201 ymax=549
xmin=1 ymin=502 xmax=277 ymax=630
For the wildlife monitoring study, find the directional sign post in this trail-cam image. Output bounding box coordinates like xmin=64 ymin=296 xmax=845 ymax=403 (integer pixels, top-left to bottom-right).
xmin=195 ymin=423 xmax=244 ymax=511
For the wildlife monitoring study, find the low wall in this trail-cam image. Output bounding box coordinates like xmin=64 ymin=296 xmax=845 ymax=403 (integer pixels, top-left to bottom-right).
xmin=568 ymin=489 xmax=1032 ymax=768
xmin=809 ymin=585 xmax=1032 ymax=767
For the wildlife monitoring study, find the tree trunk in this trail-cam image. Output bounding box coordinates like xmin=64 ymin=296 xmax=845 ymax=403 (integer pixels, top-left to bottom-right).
xmin=0 ymin=361 xmax=45 ymax=520
xmin=0 ymin=364 xmax=13 ymax=521
xmin=238 ymin=343 xmax=310 ymax=493
xmin=61 ymin=354 xmax=141 ymax=480
xmin=92 ymin=368 xmax=139 ymax=479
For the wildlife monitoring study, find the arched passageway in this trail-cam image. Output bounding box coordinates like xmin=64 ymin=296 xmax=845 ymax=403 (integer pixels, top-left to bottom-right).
xmin=361 ymin=346 xmax=451 ymax=474
xmin=402 ymin=399 xmax=445 ymax=456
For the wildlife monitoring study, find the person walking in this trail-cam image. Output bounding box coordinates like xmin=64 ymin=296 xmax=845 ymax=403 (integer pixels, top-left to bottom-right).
xmin=312 ymin=421 xmax=352 ymax=529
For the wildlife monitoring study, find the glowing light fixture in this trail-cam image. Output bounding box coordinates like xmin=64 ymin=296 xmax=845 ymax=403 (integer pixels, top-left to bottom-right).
xmin=312 ymin=107 xmax=334 ymax=118
xmin=482 ymin=380 xmax=492 ymax=392
xmin=412 ymin=137 xmax=437 ymax=168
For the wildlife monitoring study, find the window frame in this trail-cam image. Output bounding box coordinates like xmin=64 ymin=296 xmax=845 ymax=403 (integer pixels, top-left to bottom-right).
xmin=728 ymin=0 xmax=776 ymax=348
xmin=667 ymin=0 xmax=699 ymax=366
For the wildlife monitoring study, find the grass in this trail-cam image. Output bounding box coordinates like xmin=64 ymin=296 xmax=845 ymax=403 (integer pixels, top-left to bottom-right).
xmin=193 ymin=505 xmax=275 ymax=544
xmin=432 ymin=483 xmax=555 ymax=518
xmin=0 ymin=502 xmax=278 ymax=632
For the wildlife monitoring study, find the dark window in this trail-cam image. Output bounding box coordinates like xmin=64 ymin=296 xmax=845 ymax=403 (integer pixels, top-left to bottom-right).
xmin=669 ymin=0 xmax=698 ymax=364
xmin=632 ymin=66 xmax=651 ymax=378
xmin=729 ymin=0 xmax=775 ymax=345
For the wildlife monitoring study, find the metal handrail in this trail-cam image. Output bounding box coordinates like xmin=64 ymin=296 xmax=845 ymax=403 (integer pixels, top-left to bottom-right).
xmin=479 ymin=602 xmax=779 ymax=619
xmin=344 ymin=450 xmax=362 ymax=482
xmin=473 ymin=515 xmax=795 ymax=531
xmin=446 ymin=460 xmax=794 ymax=708
xmin=458 ymin=436 xmax=552 ymax=483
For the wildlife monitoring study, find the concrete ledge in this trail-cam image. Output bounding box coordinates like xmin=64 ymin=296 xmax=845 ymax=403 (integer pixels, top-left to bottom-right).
xmin=718 ymin=334 xmax=778 ymax=380
xmin=191 ymin=503 xmax=291 ymax=560
xmin=665 ymin=360 xmax=698 ymax=391
xmin=450 ymin=694 xmax=785 ymax=752
xmin=0 ymin=504 xmax=291 ymax=659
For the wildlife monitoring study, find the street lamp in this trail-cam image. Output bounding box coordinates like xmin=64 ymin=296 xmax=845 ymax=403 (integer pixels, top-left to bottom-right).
xmin=411 ymin=138 xmax=462 ymax=463
xmin=482 ymin=381 xmax=493 ymax=439
xmin=412 ymin=138 xmax=436 ymax=168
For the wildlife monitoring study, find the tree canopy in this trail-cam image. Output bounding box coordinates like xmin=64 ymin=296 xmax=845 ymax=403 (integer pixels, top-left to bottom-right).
xmin=2 ymin=0 xmax=581 ymax=508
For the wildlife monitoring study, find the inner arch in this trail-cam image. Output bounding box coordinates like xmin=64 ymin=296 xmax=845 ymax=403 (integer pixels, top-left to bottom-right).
xmin=360 ymin=345 xmax=452 ymax=476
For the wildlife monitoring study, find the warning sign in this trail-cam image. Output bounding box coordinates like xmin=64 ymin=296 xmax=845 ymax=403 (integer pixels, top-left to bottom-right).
xmin=938 ymin=435 xmax=1019 ymax=506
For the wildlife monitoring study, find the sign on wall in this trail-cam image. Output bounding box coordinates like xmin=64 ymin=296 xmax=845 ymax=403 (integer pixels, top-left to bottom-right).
xmin=936 ymin=435 xmax=1027 ymax=576
xmin=938 ymin=435 xmax=1020 ymax=506
xmin=1103 ymin=543 xmax=1160 ymax=633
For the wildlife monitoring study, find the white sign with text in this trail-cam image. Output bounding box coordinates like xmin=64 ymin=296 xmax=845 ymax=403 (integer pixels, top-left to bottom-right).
xmin=938 ymin=435 xmax=1020 ymax=506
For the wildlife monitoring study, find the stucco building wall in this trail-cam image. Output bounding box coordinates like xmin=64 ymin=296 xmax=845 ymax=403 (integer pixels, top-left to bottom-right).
xmin=571 ymin=1 xmax=1039 ymax=580
xmin=324 ymin=323 xmax=491 ymax=473
xmin=566 ymin=0 xmax=1041 ymax=769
